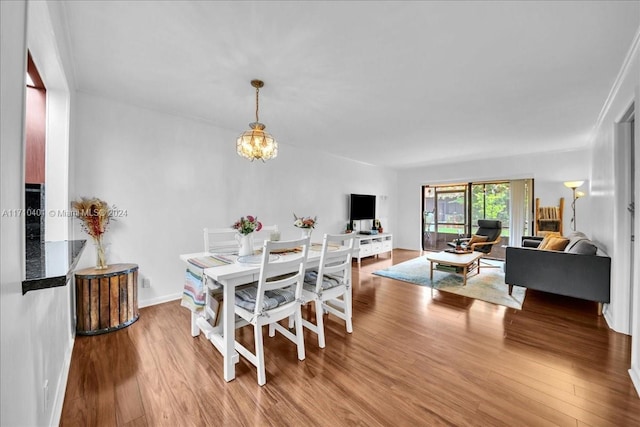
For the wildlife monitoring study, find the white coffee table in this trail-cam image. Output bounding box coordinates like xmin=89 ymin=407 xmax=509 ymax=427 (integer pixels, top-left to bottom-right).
xmin=426 ymin=250 xmax=483 ymax=286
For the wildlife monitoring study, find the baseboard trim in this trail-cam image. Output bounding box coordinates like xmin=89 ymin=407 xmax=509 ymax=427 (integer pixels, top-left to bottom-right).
xmin=629 ymin=366 xmax=640 ymax=398
xmin=603 ymin=303 xmax=615 ymax=331
xmin=50 ymin=337 xmax=74 ymax=427
xmin=139 ymin=292 xmax=181 ymax=308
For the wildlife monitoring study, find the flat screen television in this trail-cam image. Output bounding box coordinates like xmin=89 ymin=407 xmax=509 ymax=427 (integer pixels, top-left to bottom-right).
xmin=350 ymin=193 xmax=376 ymax=220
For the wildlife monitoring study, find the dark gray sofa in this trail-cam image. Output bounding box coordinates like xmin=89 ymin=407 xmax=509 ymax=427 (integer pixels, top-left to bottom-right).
xmin=504 ymin=232 xmax=611 ymax=312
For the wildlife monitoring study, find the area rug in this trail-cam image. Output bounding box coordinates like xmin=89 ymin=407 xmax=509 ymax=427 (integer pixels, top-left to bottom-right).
xmin=373 ymin=256 xmax=526 ymax=310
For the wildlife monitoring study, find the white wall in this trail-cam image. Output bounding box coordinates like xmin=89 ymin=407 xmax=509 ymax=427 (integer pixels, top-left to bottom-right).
xmin=589 ymin=29 xmax=639 ymax=389
xmin=395 ymin=147 xmax=591 ymax=250
xmin=1 ymin=1 xmax=76 ymax=426
xmin=71 ymin=92 xmax=398 ymax=307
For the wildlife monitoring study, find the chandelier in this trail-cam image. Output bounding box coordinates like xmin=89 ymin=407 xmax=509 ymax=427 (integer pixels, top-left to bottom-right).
xmin=236 ymin=79 xmax=278 ymax=162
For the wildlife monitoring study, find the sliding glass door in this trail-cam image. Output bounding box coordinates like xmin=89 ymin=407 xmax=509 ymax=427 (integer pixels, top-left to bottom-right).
xmin=423 ymin=184 xmax=468 ymax=248
xmin=422 ymin=180 xmax=532 ymax=260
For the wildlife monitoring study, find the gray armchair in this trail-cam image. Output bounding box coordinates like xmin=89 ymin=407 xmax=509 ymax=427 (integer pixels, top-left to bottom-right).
xmin=448 ymin=220 xmax=503 ymax=269
xmin=448 ymin=219 xmax=503 ymax=253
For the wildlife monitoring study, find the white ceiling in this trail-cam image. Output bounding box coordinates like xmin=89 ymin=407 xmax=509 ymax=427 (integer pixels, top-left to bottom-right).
xmin=57 ymin=1 xmax=640 ymax=169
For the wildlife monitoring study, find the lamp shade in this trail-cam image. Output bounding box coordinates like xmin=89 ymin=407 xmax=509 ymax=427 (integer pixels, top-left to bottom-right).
xmin=563 ymin=180 xmax=584 ymax=189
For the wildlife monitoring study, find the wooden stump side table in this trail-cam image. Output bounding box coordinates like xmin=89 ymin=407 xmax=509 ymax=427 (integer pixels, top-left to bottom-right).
xmin=75 ymin=263 xmax=139 ymax=335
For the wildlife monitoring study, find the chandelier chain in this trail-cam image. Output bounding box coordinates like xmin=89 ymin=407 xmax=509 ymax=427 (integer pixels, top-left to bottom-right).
xmin=255 ymin=86 xmax=260 ymax=123
xmin=236 ymin=79 xmax=277 ymax=162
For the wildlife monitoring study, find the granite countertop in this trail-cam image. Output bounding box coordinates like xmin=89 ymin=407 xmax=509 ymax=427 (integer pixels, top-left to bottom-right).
xmin=22 ymin=239 xmax=86 ymax=294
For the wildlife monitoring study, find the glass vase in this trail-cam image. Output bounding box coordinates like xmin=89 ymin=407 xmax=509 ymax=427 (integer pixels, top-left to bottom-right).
xmin=94 ymin=237 xmax=108 ymax=270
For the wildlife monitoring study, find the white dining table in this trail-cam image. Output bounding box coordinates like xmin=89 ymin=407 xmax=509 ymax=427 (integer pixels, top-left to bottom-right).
xmin=179 ymin=244 xmax=346 ymax=382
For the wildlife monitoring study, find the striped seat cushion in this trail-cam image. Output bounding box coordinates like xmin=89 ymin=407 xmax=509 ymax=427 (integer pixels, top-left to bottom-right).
xmin=235 ymin=285 xmax=295 ymax=312
xmin=303 ymin=271 xmax=341 ymax=293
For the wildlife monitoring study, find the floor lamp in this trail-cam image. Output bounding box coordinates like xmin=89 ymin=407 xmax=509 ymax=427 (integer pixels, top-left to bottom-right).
xmin=564 ymin=180 xmax=585 ymax=231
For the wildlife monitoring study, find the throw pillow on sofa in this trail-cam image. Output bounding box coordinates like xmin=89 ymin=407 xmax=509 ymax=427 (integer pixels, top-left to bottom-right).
xmin=543 ymin=237 xmax=570 ymax=251
xmin=538 ymin=232 xmax=561 ymax=249
xmin=567 ymin=239 xmax=598 ymax=255
xmin=564 ymin=231 xmax=589 ymax=252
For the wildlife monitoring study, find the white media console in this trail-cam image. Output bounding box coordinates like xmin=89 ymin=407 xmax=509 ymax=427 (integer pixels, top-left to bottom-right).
xmin=354 ymin=233 xmax=393 ymax=266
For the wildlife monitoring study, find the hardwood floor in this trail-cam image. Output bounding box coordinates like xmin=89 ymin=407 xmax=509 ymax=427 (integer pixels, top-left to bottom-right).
xmin=60 ymin=249 xmax=640 ymax=426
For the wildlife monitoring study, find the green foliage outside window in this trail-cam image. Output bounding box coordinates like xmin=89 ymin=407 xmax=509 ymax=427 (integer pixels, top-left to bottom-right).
xmin=472 ymin=183 xmax=510 ymax=234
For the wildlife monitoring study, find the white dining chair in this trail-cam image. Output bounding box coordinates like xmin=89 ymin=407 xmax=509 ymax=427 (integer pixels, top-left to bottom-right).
xmin=233 ymin=236 xmax=311 ymax=385
xmin=301 ymin=233 xmax=355 ymax=348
